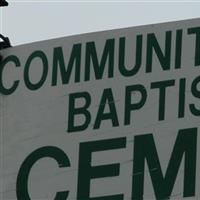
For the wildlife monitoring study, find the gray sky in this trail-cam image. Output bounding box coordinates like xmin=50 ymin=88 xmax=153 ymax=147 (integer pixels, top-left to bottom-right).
xmin=1 ymin=1 xmax=200 ymax=46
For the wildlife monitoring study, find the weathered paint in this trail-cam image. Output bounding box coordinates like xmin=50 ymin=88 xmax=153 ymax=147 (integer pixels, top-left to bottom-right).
xmin=0 ymin=18 xmax=200 ymax=200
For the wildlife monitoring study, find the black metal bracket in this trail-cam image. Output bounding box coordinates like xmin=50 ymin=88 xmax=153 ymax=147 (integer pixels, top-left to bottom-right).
xmin=0 ymin=34 xmax=11 ymax=62
xmin=0 ymin=34 xmax=11 ymax=50
xmin=0 ymin=0 xmax=10 ymax=62
xmin=0 ymin=0 xmax=9 ymax=7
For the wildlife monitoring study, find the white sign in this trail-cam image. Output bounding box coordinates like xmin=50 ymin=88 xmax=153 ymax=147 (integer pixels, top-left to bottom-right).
xmin=1 ymin=18 xmax=200 ymax=200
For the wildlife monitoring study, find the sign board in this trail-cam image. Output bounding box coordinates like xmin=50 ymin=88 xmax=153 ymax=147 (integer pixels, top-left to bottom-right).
xmin=1 ymin=18 xmax=200 ymax=200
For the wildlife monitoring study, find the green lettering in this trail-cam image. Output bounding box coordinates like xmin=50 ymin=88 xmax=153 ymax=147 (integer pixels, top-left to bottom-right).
xmin=188 ymin=27 xmax=200 ymax=66
xmin=146 ymin=31 xmax=172 ymax=73
xmin=67 ymin=92 xmax=91 ymax=133
xmin=52 ymin=44 xmax=81 ymax=86
xmin=151 ymin=80 xmax=175 ymax=121
xmin=16 ymin=146 xmax=70 ymax=200
xmin=24 ymin=51 xmax=48 ymax=90
xmin=118 ymin=35 xmax=142 ymax=76
xmin=125 ymin=84 xmax=147 ymax=125
xmin=190 ymin=76 xmax=200 ymax=116
xmin=77 ymin=137 xmax=126 ymax=200
xmin=85 ymin=39 xmax=115 ymax=81
xmin=94 ymin=88 xmax=119 ymax=129
xmin=132 ymin=128 xmax=197 ymax=200
xmin=0 ymin=55 xmax=20 ymax=95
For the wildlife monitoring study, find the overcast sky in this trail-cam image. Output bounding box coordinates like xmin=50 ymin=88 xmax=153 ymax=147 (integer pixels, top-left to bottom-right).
xmin=1 ymin=1 xmax=200 ymax=46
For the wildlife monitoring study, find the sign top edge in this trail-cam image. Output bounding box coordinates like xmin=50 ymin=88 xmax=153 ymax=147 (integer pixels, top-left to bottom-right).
xmin=1 ymin=17 xmax=200 ymax=53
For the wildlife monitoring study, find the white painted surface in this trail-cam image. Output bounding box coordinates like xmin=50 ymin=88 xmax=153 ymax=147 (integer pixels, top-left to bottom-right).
xmin=0 ymin=18 xmax=200 ymax=199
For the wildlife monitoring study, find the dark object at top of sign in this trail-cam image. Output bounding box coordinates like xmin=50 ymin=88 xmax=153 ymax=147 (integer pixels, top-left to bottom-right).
xmin=0 ymin=34 xmax=11 ymax=50
xmin=0 ymin=0 xmax=9 ymax=7
xmin=0 ymin=34 xmax=11 ymax=62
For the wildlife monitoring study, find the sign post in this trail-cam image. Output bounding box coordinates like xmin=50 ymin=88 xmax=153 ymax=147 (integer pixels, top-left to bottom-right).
xmin=0 ymin=18 xmax=200 ymax=200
